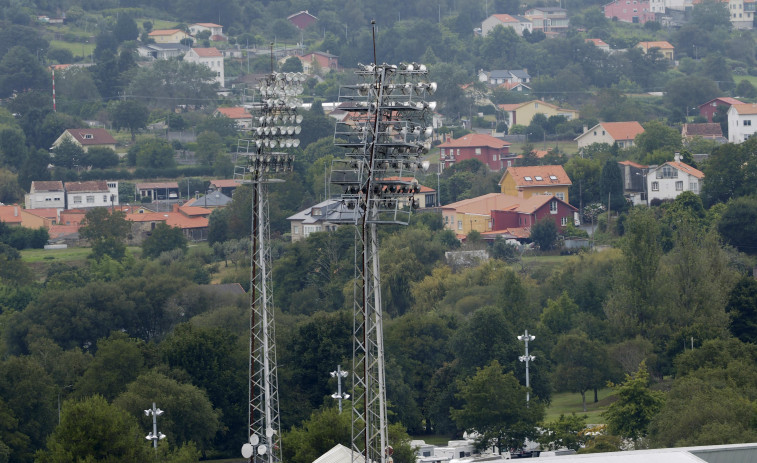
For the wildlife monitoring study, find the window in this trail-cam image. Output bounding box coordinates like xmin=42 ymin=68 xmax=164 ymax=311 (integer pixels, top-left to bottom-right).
xmin=457 ymin=220 xmax=462 ymax=230
xmin=45 ymin=197 xmax=51 ymax=201
xmin=593 ymin=131 xmax=597 ymax=136
xmin=312 ymin=208 xmax=322 ymax=216
xmin=656 ymin=165 xmax=678 ymax=179
xmin=524 ymin=176 xmax=533 ymax=181
xmin=84 ymin=133 xmax=93 ymax=139
xmin=550 ymin=175 xmax=558 ymax=180
xmin=651 ymin=182 xmax=659 ymax=191
xmin=475 ymin=148 xmax=481 ymax=155
xmin=73 ymin=195 xmax=82 ymax=204
xmin=293 ymin=225 xmax=299 ymax=234
xmin=561 ymin=217 xmax=568 ymax=226
xmin=550 ymin=200 xmax=558 ymax=213
xmin=556 ymin=192 xmax=565 ymax=200
xmin=86 ymin=195 xmax=95 ymax=204
xmin=535 ymin=176 xmax=543 ymax=181
xmin=676 ymin=181 xmax=683 ymax=191
xmin=103 ymin=195 xmax=109 ymax=202
xmin=745 ymin=120 xmax=752 ymax=126
xmin=690 ymin=182 xmax=699 ymax=191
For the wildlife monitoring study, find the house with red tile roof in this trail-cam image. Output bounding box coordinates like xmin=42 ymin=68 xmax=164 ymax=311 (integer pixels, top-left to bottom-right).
xmin=214 ymin=107 xmax=253 ymax=129
xmin=189 ymin=23 xmax=224 ymax=39
xmin=148 ymin=29 xmax=191 ymax=44
xmin=482 ymin=14 xmax=534 ymax=36
xmin=647 ymin=156 xmax=704 ymax=204
xmin=585 ymin=38 xmax=610 ymax=52
xmin=184 ymin=47 xmax=224 ymax=86
xmin=636 ymin=41 xmax=675 ymax=60
xmin=499 ymin=165 xmax=572 ymax=202
xmin=441 ymin=192 xmax=577 ymax=236
xmin=0 ymin=205 xmax=23 ymax=226
xmin=297 ymin=51 xmax=339 ymax=74
xmin=65 ymin=181 xmax=119 ymax=209
xmin=26 ymin=181 xmax=65 ymax=210
xmin=497 ymin=100 xmax=579 ymax=127
xmin=287 ymin=10 xmax=318 ymax=29
xmin=19 ymin=208 xmax=59 ymax=228
xmin=682 ymin=123 xmax=725 ymax=143
xmin=699 ymin=97 xmax=743 ymax=123
xmin=438 ymin=133 xmax=511 ymax=171
xmin=574 ymin=121 xmax=645 ymax=149
xmin=52 ymin=128 xmax=117 ymax=152
xmin=126 ymin=204 xmax=211 ymax=242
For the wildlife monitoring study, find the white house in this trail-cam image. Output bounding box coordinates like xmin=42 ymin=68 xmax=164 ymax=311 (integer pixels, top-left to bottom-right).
xmin=184 ymin=47 xmax=225 ymax=87
xmin=188 ymin=23 xmax=224 ymax=39
xmin=287 ymin=199 xmax=359 ymax=241
xmin=727 ymin=103 xmax=757 ymax=143
xmin=25 ymin=181 xmax=66 ymax=210
xmin=65 ymin=181 xmax=119 ymax=209
xmin=482 ymin=14 xmax=533 ymax=36
xmin=646 ymin=157 xmax=704 ymax=204
xmin=574 ymin=121 xmax=645 ymax=149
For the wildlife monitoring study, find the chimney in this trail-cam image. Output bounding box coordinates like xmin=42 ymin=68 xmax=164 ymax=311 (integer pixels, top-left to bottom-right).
xmin=14 ymin=206 xmax=18 ymax=217
xmin=583 ymin=125 xmax=588 ymax=133
xmin=674 ymin=152 xmax=681 ymax=162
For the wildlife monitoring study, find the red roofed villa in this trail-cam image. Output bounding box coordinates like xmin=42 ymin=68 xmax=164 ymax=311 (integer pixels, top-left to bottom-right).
xmin=499 ymin=165 xmax=573 ymax=202
xmin=52 ymin=128 xmax=117 ymax=152
xmin=215 ymin=107 xmax=253 ymax=129
xmin=574 ymin=121 xmax=645 ymax=149
xmin=438 ymin=133 xmax=511 ymax=171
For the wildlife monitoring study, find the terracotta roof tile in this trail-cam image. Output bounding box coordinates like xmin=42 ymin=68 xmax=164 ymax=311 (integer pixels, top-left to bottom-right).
xmin=210 ymin=179 xmax=241 ymax=188
xmin=438 ymin=133 xmax=509 ymax=149
xmin=637 ymin=41 xmax=674 ymax=50
xmin=731 ymin=103 xmax=757 ymax=115
xmin=65 ymin=181 xmax=109 ymax=193
xmin=600 ymin=121 xmax=645 ymax=141
xmin=0 ymin=205 xmax=22 ymax=224
xmin=500 ymin=165 xmax=572 ymax=187
xmin=31 ymin=181 xmax=64 ymax=192
xmin=64 ymin=128 xmax=117 ymax=146
xmin=136 ymin=182 xmax=179 ymax=189
xmin=619 ymin=160 xmax=648 ymax=168
xmin=191 ymin=47 xmax=222 ymax=57
xmin=666 ymin=161 xmax=705 ymax=179
xmin=149 ymin=29 xmax=183 ymax=36
xmin=683 ymin=123 xmax=723 ymax=137
xmin=215 ymin=107 xmax=251 ymax=119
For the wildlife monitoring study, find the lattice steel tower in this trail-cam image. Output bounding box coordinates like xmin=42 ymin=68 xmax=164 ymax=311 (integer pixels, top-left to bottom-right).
xmin=236 ymin=69 xmax=305 ymax=463
xmin=330 ymin=33 xmax=436 ymax=463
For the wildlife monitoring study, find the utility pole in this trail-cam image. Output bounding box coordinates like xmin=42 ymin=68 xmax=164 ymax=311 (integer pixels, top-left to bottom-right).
xmin=330 ymin=365 xmax=350 ymax=413
xmin=144 ymin=403 xmax=166 ymax=450
xmin=518 ymin=330 xmax=536 ymax=405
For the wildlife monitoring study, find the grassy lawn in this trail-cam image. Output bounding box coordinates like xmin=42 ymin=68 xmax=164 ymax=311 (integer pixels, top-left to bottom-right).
xmin=544 ymin=388 xmax=614 ymax=424
xmin=734 ymin=74 xmax=757 ymax=87
xmin=49 ymin=39 xmax=95 ymax=59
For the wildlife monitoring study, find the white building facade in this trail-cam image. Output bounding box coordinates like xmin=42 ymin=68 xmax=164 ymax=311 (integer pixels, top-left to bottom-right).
xmin=646 ymin=159 xmax=704 ymax=204
xmin=65 ymin=181 xmax=119 ymax=209
xmin=184 ymin=47 xmax=225 ymax=87
xmin=728 ymin=103 xmax=757 ymax=143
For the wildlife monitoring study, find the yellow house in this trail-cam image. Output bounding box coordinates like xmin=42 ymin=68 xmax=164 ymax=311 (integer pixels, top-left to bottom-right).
xmin=636 ymin=41 xmax=674 ymax=60
xmin=499 ymin=165 xmax=572 ymax=203
xmin=148 ymin=29 xmax=191 ymax=44
xmin=442 ymin=193 xmax=528 ymax=235
xmin=498 ymin=100 xmax=579 ymax=127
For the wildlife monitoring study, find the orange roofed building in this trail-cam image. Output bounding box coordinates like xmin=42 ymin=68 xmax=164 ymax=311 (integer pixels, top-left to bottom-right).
xmin=499 ymin=165 xmax=572 ymax=203
xmin=126 ymin=204 xmax=211 ymax=242
xmin=574 ymin=121 xmax=645 ymax=149
xmin=442 ymin=192 xmax=577 ymax=236
xmin=438 ymin=133 xmax=511 ymax=171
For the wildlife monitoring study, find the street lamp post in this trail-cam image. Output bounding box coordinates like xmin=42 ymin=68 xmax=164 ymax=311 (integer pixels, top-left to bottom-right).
xmin=330 ymin=365 xmax=350 ymax=413
xmin=144 ymin=402 xmax=166 ymax=450
xmin=517 ymin=330 xmax=536 ymax=405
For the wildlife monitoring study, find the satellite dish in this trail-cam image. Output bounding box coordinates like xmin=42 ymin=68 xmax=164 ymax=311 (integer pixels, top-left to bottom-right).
xmin=258 ymin=444 xmax=268 ymax=455
xmin=266 ymin=427 xmax=275 ymax=438
xmin=250 ymin=434 xmax=260 ymax=445
xmin=241 ymin=444 xmax=254 ymax=458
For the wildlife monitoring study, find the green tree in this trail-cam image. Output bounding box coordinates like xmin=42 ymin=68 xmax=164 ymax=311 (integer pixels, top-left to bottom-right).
xmin=736 ymin=79 xmax=757 ymax=98
xmin=538 ymin=414 xmax=588 ymax=451
xmin=112 ymin=100 xmax=149 ymax=142
xmin=79 ymin=208 xmax=131 ymax=261
xmin=195 ymin=130 xmax=225 ymax=166
xmin=128 ymin=138 xmax=176 ymax=168
xmin=451 ymin=360 xmax=545 ymax=453
xmin=530 ymin=216 xmax=558 ymax=250
xmin=0 ymin=127 xmax=27 ymax=171
xmin=663 ymin=76 xmax=719 ymax=118
xmin=282 ymin=406 xmax=352 ymax=463
xmin=718 ymin=195 xmax=757 ymax=254
xmin=603 ymin=362 xmax=663 ymax=447
xmin=281 ymin=56 xmax=304 ymax=73
xmin=51 ymin=138 xmax=84 ymax=170
xmin=82 ymin=146 xmax=119 ymax=169
xmin=0 ymin=46 xmax=48 ymax=98
xmin=114 ymin=15 xmax=139 ymax=43
xmin=36 ymin=395 xmax=153 ymax=463
xmin=114 ymin=370 xmax=220 ymax=452
xmin=552 ymin=332 xmax=611 ymax=411
xmin=726 ymin=276 xmax=757 ymax=343
xmin=564 ymin=156 xmax=601 ymax=211
xmin=599 ymin=158 xmax=625 ymax=213
xmin=142 ymin=223 xmax=187 ymax=258
xmin=127 ymin=60 xmax=218 ymax=109
xmin=74 ymin=333 xmax=146 ymax=401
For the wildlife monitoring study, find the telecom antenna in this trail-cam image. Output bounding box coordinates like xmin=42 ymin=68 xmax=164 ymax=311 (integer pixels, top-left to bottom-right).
xmin=236 ymin=45 xmax=305 ymax=463
xmin=330 ymin=22 xmax=436 ymax=463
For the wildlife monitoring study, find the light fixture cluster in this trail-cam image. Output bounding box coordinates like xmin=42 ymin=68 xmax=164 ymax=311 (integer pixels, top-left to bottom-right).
xmin=236 ymin=72 xmax=304 ymax=176
xmin=331 ymin=62 xmax=435 ymax=223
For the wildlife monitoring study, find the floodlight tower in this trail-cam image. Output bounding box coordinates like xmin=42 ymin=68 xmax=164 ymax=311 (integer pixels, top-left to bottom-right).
xmin=330 ymin=23 xmax=436 ymax=463
xmin=235 ymin=64 xmax=305 ymax=463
